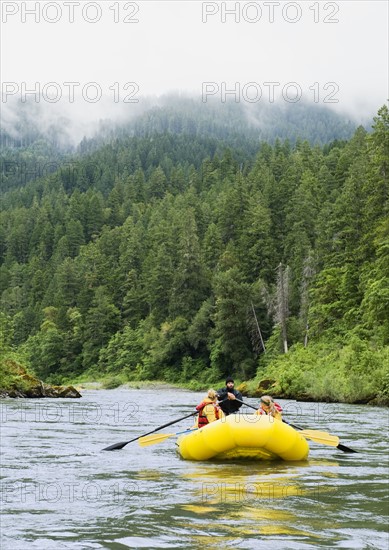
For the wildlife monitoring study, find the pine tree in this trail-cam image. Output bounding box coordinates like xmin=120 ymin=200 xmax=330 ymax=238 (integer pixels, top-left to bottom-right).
xmin=212 ymin=266 xmax=254 ymax=378
xmin=169 ymin=209 xmax=208 ymax=319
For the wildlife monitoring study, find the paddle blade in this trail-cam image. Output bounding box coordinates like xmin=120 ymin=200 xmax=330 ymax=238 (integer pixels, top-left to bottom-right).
xmin=337 ymin=443 xmax=358 ymax=453
xmin=102 ymin=441 xmax=129 ymax=451
xmin=300 ymin=430 xmax=340 ymax=447
xmin=299 ymin=429 xmax=357 ymax=452
xmin=284 ymin=420 xmax=357 ymax=454
xmin=139 ymin=428 xmax=198 ymax=447
xmin=101 ymin=410 xmax=198 ymax=451
xmin=299 ymin=429 xmax=333 ymax=438
xmin=138 ymin=433 xmax=174 ymax=447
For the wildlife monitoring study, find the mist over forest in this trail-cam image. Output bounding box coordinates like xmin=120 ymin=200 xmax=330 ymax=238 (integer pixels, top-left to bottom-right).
xmin=1 ymin=94 xmax=362 ymax=151
xmin=1 ymin=96 xmax=388 ymax=404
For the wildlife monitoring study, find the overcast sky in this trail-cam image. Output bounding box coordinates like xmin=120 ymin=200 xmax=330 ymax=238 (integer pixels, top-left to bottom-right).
xmin=1 ymin=0 xmax=388 ymax=125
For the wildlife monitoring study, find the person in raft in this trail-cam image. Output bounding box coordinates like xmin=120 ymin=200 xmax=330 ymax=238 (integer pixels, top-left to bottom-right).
xmin=216 ymin=377 xmax=243 ymax=416
xmin=256 ymin=395 xmax=283 ymax=420
xmin=195 ymin=389 xmax=225 ymax=428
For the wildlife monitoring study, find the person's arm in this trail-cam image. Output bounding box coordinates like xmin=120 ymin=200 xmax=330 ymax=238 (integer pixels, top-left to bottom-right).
xmin=216 ymin=388 xmax=227 ymax=401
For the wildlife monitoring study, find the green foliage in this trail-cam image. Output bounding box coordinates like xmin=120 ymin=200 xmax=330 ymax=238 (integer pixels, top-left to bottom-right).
xmin=0 ymin=104 xmax=388 ymax=403
xmin=0 ymin=312 xmax=14 ymax=352
xmin=25 ymin=309 xmax=65 ymax=380
xmin=101 ymin=375 xmax=126 ymax=389
xmin=212 ymin=266 xmax=255 ymax=378
xmin=0 ymin=358 xmax=33 ymax=393
xmin=98 ymin=324 xmax=144 ymax=378
xmin=261 ymin=339 xmax=389 ymax=404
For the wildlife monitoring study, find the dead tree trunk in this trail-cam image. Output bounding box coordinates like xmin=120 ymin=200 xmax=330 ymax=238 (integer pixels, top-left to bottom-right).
xmin=250 ymin=301 xmax=266 ymax=353
xmin=300 ymin=253 xmax=316 ymax=348
xmin=276 ymin=263 xmax=289 ymax=354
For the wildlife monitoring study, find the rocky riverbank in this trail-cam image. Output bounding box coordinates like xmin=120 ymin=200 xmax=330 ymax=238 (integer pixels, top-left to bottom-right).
xmin=0 ymin=360 xmax=82 ymax=399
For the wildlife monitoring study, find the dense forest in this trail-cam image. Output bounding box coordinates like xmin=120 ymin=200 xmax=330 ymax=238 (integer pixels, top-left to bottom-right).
xmin=0 ymin=101 xmax=388 ymax=404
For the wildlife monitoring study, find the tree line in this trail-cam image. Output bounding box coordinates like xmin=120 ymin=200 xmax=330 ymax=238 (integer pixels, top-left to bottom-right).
xmin=0 ymin=105 xmax=387 ymax=402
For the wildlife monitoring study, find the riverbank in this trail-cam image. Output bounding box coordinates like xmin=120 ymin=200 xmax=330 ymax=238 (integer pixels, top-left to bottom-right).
xmin=77 ymin=380 xmax=182 ymax=391
xmin=2 ymin=345 xmax=387 ymax=405
xmin=0 ymin=359 xmax=82 ymax=399
xmin=68 ymin=374 xmax=389 ymax=406
xmin=251 ymin=340 xmax=389 ymax=406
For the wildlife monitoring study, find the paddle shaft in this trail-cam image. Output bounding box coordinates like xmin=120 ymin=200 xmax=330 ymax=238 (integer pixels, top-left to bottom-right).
xmin=107 ymin=399 xmax=229 ymax=451
xmin=138 ymin=399 xmax=230 ymax=448
xmin=234 ymin=398 xmax=357 ymax=453
xmin=102 ymin=410 xmax=197 ymax=451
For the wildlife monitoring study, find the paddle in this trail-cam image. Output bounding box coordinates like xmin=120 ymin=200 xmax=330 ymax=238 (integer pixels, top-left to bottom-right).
xmin=286 ymin=421 xmax=357 ymax=453
xmin=234 ymin=398 xmax=357 ymax=453
xmin=138 ymin=398 xmax=229 ymax=448
xmin=102 ymin=411 xmax=198 ymax=451
xmin=138 ymin=428 xmax=197 ymax=447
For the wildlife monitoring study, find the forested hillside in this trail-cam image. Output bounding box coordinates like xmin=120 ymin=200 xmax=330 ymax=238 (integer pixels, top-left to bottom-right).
xmin=1 ymin=104 xmax=388 ymax=403
xmin=1 ymin=97 xmax=358 ymax=193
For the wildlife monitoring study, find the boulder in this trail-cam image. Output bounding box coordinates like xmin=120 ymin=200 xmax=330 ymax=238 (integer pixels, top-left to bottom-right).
xmin=0 ymin=360 xmax=82 ymax=398
xmin=252 ymin=378 xmax=279 ymax=397
xmin=57 ymin=386 xmax=81 ymax=398
xmin=42 ymin=385 xmax=81 ymax=398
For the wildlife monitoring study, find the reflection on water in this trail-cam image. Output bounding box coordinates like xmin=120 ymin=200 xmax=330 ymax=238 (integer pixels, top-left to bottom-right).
xmin=176 ymin=460 xmax=340 ymax=547
xmin=1 ymin=389 xmax=388 ymax=550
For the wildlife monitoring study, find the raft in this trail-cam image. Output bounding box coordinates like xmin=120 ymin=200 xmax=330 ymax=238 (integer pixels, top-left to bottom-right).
xmin=177 ymin=414 xmax=309 ymax=461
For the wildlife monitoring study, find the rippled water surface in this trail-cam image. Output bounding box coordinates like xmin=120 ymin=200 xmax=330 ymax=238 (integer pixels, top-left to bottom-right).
xmin=1 ymin=388 xmax=388 ymax=549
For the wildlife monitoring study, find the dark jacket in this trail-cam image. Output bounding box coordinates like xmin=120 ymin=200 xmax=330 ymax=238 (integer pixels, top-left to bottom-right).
xmin=217 ymin=387 xmax=243 ymax=415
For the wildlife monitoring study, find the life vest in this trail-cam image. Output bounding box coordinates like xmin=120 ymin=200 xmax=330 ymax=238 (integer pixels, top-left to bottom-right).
xmin=257 ymin=402 xmax=283 ymax=420
xmin=196 ymin=401 xmax=221 ymax=427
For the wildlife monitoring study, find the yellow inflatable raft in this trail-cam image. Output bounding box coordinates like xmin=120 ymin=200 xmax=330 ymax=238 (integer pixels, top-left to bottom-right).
xmin=178 ymin=414 xmax=309 ymax=461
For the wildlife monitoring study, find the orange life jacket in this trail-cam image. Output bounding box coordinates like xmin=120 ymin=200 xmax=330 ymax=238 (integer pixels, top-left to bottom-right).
xmin=196 ymin=401 xmax=221 ymax=427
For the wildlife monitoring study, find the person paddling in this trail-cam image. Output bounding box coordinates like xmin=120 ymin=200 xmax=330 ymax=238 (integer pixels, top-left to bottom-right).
xmin=216 ymin=377 xmax=243 ymax=416
xmin=195 ymin=389 xmax=225 ymax=428
xmin=256 ymin=395 xmax=283 ymax=420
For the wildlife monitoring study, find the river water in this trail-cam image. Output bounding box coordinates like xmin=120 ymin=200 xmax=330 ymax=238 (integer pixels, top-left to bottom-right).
xmin=0 ymin=388 xmax=388 ymax=549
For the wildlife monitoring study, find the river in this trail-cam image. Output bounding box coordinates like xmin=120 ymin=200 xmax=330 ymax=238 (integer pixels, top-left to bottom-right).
xmin=0 ymin=388 xmax=388 ymax=549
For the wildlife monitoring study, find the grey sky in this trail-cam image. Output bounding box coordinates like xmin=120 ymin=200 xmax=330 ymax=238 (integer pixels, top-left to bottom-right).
xmin=0 ymin=0 xmax=388 ymax=124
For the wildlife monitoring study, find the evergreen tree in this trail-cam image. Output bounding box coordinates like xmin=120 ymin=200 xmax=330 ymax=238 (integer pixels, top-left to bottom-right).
xmin=82 ymin=287 xmax=121 ymax=370
xmin=212 ymin=266 xmax=254 ymax=378
xmin=169 ymin=209 xmax=208 ymax=319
